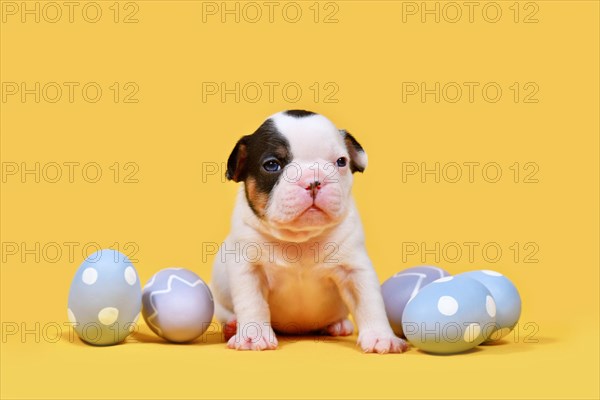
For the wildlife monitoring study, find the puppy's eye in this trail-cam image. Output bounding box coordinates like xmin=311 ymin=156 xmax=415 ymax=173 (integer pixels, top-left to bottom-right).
xmin=263 ymin=159 xmax=282 ymax=172
xmin=336 ymin=157 xmax=347 ymax=168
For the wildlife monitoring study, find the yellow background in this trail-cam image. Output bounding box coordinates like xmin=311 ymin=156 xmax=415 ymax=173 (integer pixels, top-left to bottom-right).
xmin=1 ymin=1 xmax=598 ymax=399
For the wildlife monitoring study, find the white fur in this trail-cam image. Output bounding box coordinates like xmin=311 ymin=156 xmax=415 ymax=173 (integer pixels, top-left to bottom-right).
xmin=211 ymin=112 xmax=407 ymax=353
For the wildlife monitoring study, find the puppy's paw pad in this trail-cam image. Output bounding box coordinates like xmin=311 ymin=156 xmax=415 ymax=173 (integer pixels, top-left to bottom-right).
xmin=326 ymin=319 xmax=354 ymax=336
xmin=226 ymin=325 xmax=278 ymax=351
xmin=358 ymin=330 xmax=408 ymax=354
xmin=222 ymin=318 xmax=237 ymax=341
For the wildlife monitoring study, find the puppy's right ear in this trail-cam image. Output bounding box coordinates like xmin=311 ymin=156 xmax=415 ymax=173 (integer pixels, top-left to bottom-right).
xmin=226 ymin=135 xmax=250 ymax=182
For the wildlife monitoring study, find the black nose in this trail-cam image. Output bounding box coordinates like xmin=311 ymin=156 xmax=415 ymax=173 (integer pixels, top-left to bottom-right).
xmin=307 ymin=181 xmax=321 ymax=198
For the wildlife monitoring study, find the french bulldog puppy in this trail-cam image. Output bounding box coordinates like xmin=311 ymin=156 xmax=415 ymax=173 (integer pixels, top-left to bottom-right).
xmin=210 ymin=110 xmax=407 ymax=353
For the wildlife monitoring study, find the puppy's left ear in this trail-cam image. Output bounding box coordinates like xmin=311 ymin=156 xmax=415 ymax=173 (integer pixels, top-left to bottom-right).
xmin=340 ymin=130 xmax=368 ymax=173
xmin=226 ymin=135 xmax=250 ymax=182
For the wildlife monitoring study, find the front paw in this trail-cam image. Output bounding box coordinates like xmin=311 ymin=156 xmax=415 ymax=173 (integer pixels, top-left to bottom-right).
xmin=357 ymin=329 xmax=409 ymax=354
xmin=226 ymin=322 xmax=278 ymax=351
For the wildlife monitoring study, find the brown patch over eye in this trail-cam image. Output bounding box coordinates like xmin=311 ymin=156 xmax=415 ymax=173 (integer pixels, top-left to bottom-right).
xmin=245 ymin=177 xmax=269 ymax=217
xmin=227 ymin=118 xmax=291 ymax=219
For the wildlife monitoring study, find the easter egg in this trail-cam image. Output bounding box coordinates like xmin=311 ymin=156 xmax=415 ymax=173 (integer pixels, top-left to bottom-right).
xmin=381 ymin=265 xmax=451 ymax=336
xmin=67 ymin=249 xmax=141 ymax=346
xmin=402 ymin=276 xmax=496 ymax=354
xmin=142 ymin=268 xmax=214 ymax=343
xmin=458 ymin=270 xmax=521 ymax=341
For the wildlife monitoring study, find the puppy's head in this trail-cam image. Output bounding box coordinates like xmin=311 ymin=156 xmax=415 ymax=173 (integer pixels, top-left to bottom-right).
xmin=226 ymin=110 xmax=367 ymax=234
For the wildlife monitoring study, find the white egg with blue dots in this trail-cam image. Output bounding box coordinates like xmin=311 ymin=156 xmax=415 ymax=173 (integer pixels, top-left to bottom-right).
xmin=401 ymin=275 xmax=496 ymax=354
xmin=458 ymin=270 xmax=521 ymax=341
xmin=67 ymin=249 xmax=141 ymax=346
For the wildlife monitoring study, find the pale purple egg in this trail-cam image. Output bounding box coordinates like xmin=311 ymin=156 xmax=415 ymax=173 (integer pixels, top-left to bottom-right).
xmin=142 ymin=268 xmax=214 ymax=343
xmin=382 ymin=265 xmax=451 ymax=336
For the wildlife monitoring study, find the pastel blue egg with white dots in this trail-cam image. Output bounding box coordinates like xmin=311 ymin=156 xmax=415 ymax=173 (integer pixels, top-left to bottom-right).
xmin=142 ymin=268 xmax=214 ymax=343
xmin=458 ymin=270 xmax=521 ymax=341
xmin=402 ymin=275 xmax=496 ymax=354
xmin=67 ymin=249 xmax=141 ymax=346
xmin=382 ymin=265 xmax=451 ymax=336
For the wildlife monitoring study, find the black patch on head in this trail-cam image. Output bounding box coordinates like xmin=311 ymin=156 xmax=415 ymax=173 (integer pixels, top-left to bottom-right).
xmin=340 ymin=130 xmax=366 ymax=173
xmin=284 ymin=109 xmax=316 ymax=118
xmin=226 ymin=119 xmax=292 ymax=218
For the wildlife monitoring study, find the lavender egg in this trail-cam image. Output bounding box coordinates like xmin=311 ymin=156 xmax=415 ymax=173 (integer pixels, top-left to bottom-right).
xmin=142 ymin=268 xmax=214 ymax=343
xmin=382 ymin=265 xmax=451 ymax=337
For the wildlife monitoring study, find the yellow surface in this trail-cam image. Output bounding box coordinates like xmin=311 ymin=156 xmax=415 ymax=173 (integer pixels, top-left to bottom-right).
xmin=1 ymin=1 xmax=598 ymax=399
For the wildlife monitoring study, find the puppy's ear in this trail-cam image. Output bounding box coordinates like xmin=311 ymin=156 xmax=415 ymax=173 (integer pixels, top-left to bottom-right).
xmin=226 ymin=135 xmax=250 ymax=182
xmin=340 ymin=130 xmax=368 ymax=173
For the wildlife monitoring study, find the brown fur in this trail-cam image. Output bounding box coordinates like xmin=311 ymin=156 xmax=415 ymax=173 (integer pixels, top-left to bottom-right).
xmin=245 ymin=177 xmax=269 ymax=217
